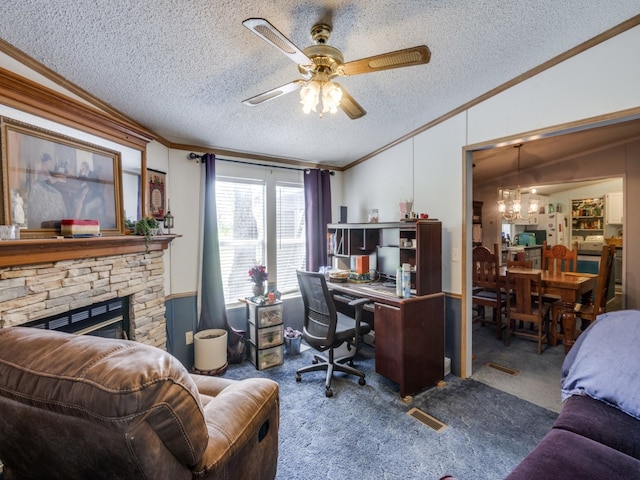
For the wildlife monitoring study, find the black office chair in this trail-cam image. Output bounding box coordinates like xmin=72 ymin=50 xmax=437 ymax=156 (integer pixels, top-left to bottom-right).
xmin=295 ymin=270 xmax=371 ymax=397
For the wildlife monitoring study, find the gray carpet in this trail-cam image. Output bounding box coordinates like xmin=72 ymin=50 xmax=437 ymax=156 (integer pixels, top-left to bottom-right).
xmin=223 ymin=342 xmax=558 ymax=480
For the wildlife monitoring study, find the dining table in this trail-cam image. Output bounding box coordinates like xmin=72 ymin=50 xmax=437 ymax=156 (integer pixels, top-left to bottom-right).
xmin=499 ymin=266 xmax=597 ymax=353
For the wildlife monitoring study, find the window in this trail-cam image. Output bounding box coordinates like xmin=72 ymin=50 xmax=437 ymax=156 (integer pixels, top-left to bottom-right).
xmin=216 ymin=167 xmax=305 ymax=304
xmin=216 ymin=178 xmax=266 ymax=304
xmin=276 ymin=183 xmax=306 ymax=293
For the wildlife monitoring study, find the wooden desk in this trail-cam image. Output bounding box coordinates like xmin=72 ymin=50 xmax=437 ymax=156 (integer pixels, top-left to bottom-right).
xmin=329 ymin=282 xmax=445 ymax=398
xmin=500 ymin=267 xmax=596 ymax=353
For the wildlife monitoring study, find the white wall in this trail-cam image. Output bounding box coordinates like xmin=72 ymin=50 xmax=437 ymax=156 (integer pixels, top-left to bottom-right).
xmin=340 ymin=24 xmax=640 ymax=377
xmin=414 ymin=113 xmax=468 ymax=294
xmin=343 ymin=141 xmax=413 ymax=224
xmin=0 ymin=105 xmax=143 ymax=172
xmin=330 ymin=171 xmax=344 ymax=224
xmin=467 ymin=27 xmax=640 ymax=144
xmin=145 ymin=140 xmax=171 ymax=293
xmin=162 ymin=148 xmax=203 ymax=296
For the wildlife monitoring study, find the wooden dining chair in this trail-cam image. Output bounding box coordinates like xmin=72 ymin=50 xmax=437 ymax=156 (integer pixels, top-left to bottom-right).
xmin=506 ymin=259 xmax=533 ymax=331
xmin=506 ymin=259 xmax=532 ymax=269
xmin=575 ymin=244 xmax=616 ymax=329
xmin=505 ymin=270 xmax=562 ymax=354
xmin=541 ymin=241 xmax=579 ymax=343
xmin=472 ymin=243 xmax=507 ymax=339
xmin=542 ymin=241 xmax=579 ymax=273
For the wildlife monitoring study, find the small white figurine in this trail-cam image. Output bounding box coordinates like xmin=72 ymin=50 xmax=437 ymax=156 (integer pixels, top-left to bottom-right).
xmin=12 ymin=191 xmax=25 ymax=226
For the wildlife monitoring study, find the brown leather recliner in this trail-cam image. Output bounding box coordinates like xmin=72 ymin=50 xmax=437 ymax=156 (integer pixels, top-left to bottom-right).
xmin=0 ymin=327 xmax=279 ymax=479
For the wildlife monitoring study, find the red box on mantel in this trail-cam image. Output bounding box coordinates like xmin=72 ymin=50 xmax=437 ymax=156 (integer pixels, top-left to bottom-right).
xmin=60 ymin=219 xmax=100 ymax=237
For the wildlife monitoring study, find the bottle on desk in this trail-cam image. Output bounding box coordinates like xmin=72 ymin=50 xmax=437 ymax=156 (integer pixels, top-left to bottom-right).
xmin=402 ymin=263 xmax=411 ymax=298
xmin=396 ymin=266 xmax=402 ymax=297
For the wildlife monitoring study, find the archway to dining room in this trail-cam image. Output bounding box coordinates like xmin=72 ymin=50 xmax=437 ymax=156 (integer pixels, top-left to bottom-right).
xmin=462 ymin=113 xmax=639 ymax=410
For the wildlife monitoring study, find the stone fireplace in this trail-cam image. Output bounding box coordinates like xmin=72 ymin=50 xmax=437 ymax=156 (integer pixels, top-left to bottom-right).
xmin=0 ymin=236 xmax=175 ymax=348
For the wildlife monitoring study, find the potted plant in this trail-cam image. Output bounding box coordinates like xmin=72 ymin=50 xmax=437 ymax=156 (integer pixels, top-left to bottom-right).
xmin=284 ymin=327 xmax=302 ymax=356
xmin=134 ymin=216 xmax=159 ymax=252
xmin=248 ymin=264 xmax=268 ymax=297
xmin=124 ymin=218 xmax=136 ymax=235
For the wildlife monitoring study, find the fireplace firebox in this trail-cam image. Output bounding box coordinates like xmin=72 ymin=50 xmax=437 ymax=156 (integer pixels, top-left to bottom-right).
xmin=22 ymin=297 xmax=130 ymax=339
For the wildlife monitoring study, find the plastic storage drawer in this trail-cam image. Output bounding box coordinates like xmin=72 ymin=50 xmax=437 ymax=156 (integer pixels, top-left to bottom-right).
xmin=248 ymin=303 xmax=283 ymax=327
xmin=249 ymin=324 xmax=283 ymax=349
xmin=248 ymin=343 xmax=284 ymax=370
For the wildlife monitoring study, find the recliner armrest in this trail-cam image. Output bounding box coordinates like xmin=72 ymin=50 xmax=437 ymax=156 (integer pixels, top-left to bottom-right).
xmin=194 ymin=377 xmax=279 ymax=477
xmin=190 ymin=374 xmax=238 ymax=397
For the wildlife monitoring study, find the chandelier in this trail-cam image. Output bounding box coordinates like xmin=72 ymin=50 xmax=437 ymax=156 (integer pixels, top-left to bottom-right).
xmin=299 ymin=69 xmax=342 ymax=117
xmin=497 ymin=144 xmax=539 ymax=222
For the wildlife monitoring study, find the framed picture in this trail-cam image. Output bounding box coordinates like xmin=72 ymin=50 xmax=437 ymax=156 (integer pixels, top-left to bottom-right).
xmin=0 ymin=117 xmax=123 ymax=237
xmin=147 ymin=168 xmax=166 ymax=220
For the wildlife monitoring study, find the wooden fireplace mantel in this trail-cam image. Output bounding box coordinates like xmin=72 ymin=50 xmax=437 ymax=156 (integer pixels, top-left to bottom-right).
xmin=0 ymin=235 xmax=178 ymax=268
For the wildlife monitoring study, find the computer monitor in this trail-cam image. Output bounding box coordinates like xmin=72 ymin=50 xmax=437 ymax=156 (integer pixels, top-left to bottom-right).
xmin=376 ymin=246 xmax=399 ymax=281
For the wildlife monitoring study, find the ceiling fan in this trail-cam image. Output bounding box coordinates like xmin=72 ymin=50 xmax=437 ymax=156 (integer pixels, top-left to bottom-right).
xmin=242 ymin=18 xmax=431 ymax=119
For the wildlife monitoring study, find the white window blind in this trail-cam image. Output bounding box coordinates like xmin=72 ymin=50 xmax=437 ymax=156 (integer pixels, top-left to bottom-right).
xmin=276 ymin=183 xmax=306 ymax=293
xmin=216 ymin=178 xmax=265 ymax=303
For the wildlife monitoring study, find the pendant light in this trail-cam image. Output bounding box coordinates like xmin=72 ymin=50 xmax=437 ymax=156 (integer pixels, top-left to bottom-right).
xmin=497 ymin=144 xmax=539 ymax=222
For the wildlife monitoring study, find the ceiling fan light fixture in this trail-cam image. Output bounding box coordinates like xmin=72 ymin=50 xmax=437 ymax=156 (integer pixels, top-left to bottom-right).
xmin=321 ymin=81 xmax=342 ymax=114
xmin=300 ymin=80 xmax=320 ymax=113
xmin=243 ymin=18 xmax=429 ymax=120
xmin=300 ymin=78 xmax=342 ymax=116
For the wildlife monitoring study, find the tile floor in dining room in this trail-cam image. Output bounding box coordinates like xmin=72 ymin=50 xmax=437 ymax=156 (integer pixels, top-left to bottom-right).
xmin=471 ymin=291 xmax=623 ymax=413
xmin=471 ymin=319 xmax=567 ymax=413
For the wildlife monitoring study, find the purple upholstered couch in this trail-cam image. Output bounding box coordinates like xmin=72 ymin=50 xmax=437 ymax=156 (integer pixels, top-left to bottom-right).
xmin=505 ymin=310 xmax=640 ymax=480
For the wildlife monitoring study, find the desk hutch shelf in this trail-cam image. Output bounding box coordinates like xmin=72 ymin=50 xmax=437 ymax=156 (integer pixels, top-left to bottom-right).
xmin=327 ymin=221 xmax=442 ymax=296
xmin=327 ymin=224 xmax=379 ymax=259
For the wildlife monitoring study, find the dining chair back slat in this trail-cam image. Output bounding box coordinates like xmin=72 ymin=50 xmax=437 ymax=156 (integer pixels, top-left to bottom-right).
xmin=542 ymin=241 xmax=579 ymax=273
xmin=506 ymin=259 xmax=532 ymax=269
xmin=473 ymin=244 xmax=501 ymax=288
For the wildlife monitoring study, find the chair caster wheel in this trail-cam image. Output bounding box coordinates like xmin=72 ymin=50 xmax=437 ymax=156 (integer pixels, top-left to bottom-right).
xmin=296 ymin=374 xmax=301 ymax=382
xmin=359 ymin=377 xmax=366 ymax=386
xmin=325 ymin=387 xmax=333 ymax=397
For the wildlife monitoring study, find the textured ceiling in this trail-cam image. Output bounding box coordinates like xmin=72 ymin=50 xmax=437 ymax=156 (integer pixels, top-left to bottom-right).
xmin=0 ymin=1 xmax=638 ymax=168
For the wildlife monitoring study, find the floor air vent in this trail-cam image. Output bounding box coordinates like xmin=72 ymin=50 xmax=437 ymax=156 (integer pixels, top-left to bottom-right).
xmin=407 ymin=408 xmax=447 ymax=432
xmin=486 ymin=362 xmax=519 ymax=376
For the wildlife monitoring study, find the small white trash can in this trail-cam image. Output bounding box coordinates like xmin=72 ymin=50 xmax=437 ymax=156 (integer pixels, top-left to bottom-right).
xmin=194 ymin=329 xmax=228 ymax=371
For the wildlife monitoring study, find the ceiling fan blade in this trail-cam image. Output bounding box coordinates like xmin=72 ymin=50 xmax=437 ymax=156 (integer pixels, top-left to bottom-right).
xmin=242 ymin=80 xmax=304 ymax=106
xmin=340 ymin=46 xmax=431 ymax=76
xmin=243 ymin=18 xmax=312 ymax=66
xmin=333 ymin=83 xmax=366 ymax=119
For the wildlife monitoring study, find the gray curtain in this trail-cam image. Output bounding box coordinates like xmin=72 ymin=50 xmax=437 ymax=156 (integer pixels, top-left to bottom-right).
xmin=304 ymin=169 xmax=332 ymax=272
xmin=198 ymin=153 xmax=245 ymax=363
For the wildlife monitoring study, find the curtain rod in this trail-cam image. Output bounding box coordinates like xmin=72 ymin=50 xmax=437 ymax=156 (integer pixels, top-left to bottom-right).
xmin=188 ymin=153 xmax=334 ymax=175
